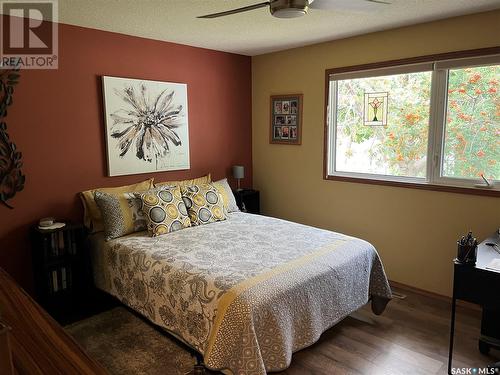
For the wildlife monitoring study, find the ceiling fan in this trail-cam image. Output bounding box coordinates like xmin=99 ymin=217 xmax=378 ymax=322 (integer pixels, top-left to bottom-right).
xmin=198 ymin=0 xmax=391 ymax=19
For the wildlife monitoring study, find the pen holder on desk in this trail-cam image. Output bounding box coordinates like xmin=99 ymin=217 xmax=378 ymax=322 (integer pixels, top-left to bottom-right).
xmin=456 ymin=242 xmax=477 ymax=265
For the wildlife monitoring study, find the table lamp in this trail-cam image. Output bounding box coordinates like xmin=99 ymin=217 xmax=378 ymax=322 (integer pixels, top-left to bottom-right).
xmin=232 ymin=165 xmax=244 ymax=191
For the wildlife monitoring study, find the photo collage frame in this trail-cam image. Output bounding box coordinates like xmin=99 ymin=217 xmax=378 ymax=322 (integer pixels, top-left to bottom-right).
xmin=270 ymin=94 xmax=302 ymax=145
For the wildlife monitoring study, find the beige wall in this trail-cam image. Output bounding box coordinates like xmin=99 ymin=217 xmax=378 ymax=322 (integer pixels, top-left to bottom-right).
xmin=252 ymin=11 xmax=500 ymax=297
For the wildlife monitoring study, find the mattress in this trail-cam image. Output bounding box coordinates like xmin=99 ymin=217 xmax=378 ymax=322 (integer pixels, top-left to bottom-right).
xmin=89 ymin=212 xmax=392 ymax=374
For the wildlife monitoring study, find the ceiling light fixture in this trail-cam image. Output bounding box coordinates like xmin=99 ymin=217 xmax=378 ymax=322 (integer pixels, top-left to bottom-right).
xmin=270 ymin=0 xmax=309 ymax=18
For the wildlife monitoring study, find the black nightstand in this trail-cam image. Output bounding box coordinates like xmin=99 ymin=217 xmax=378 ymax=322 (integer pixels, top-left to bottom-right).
xmin=234 ymin=189 xmax=260 ymax=214
xmin=30 ymin=223 xmax=113 ymax=324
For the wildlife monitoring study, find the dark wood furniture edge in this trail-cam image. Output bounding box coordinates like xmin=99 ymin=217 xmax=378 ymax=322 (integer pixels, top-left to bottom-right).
xmin=0 ymin=267 xmax=108 ymax=374
xmin=323 ymin=46 xmax=500 ymax=199
xmin=269 ymin=93 xmax=303 ymax=145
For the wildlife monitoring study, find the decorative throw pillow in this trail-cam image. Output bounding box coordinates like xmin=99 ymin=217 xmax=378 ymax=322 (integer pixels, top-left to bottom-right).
xmin=80 ymin=178 xmax=154 ymax=233
xmin=181 ymin=184 xmax=228 ymax=226
xmin=213 ymin=178 xmax=240 ymax=213
xmin=94 ymin=191 xmax=148 ymax=241
xmin=155 ymin=174 xmax=211 ymax=188
xmin=139 ymin=186 xmax=191 ymax=237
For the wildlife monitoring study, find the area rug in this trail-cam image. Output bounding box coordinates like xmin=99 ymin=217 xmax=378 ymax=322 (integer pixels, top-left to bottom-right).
xmin=66 ymin=307 xmax=196 ymax=375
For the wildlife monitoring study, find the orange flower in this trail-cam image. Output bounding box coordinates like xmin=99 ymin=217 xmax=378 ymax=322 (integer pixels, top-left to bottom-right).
xmin=388 ymin=132 xmax=395 ymax=140
xmin=480 ymin=126 xmax=487 ymax=131
xmin=397 ymin=154 xmax=404 ymax=161
xmin=475 ymin=89 xmax=482 ymax=95
xmin=480 ymin=111 xmax=487 ymax=116
xmin=477 ymin=150 xmax=485 ymax=157
xmin=489 ymin=79 xmax=498 ymax=85
xmin=489 ymin=87 xmax=497 ymax=94
xmin=458 ymin=88 xmax=466 ymax=94
xmin=469 ymin=74 xmax=481 ymax=83
xmin=405 ymin=113 xmax=421 ymax=124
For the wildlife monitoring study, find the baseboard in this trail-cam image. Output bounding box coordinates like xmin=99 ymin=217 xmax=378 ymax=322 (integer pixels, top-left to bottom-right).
xmin=389 ymin=280 xmax=481 ymax=312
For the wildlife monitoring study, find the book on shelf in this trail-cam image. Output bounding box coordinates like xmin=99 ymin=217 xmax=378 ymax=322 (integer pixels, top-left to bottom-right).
xmin=51 ymin=269 xmax=58 ymax=293
xmin=42 ymin=236 xmax=49 ymax=259
xmin=50 ymin=233 xmax=56 ymax=257
xmin=61 ymin=267 xmax=67 ymax=290
xmin=71 ymin=230 xmax=77 ymax=255
xmin=43 ymin=229 xmax=80 ymax=258
xmin=48 ymin=267 xmax=72 ymax=294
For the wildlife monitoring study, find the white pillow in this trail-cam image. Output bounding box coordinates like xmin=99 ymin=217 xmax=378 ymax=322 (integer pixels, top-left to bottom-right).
xmin=213 ymin=178 xmax=240 ymax=213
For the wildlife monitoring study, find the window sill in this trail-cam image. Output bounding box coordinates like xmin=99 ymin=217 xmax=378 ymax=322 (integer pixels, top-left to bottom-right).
xmin=324 ymin=175 xmax=500 ymax=197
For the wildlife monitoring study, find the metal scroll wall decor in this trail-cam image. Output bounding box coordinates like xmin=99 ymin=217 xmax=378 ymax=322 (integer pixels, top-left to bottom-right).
xmin=0 ymin=69 xmax=24 ymax=209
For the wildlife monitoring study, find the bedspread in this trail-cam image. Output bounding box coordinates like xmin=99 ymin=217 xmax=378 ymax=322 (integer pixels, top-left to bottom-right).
xmin=90 ymin=212 xmax=391 ymax=374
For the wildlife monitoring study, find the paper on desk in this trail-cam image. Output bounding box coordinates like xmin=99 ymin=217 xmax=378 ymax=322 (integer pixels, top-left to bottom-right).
xmin=485 ymin=258 xmax=500 ymax=272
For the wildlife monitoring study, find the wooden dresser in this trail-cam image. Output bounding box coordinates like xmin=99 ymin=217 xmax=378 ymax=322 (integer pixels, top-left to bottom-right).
xmin=0 ymin=267 xmax=108 ymax=374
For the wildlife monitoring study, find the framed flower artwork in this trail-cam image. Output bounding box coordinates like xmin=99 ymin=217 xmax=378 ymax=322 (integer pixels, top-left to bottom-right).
xmin=102 ymin=76 xmax=190 ymax=176
xmin=270 ymin=94 xmax=302 ymax=145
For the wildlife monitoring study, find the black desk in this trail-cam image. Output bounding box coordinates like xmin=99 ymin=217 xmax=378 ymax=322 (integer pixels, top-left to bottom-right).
xmin=448 ymin=231 xmax=500 ymax=374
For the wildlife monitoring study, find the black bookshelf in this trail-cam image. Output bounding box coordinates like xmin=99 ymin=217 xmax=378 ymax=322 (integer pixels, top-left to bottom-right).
xmin=30 ymin=223 xmax=104 ymax=324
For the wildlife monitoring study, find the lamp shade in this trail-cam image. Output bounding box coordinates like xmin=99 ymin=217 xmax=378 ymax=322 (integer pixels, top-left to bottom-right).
xmin=232 ymin=165 xmax=244 ymax=179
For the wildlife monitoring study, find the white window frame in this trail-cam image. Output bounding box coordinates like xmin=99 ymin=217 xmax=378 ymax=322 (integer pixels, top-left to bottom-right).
xmin=325 ymin=52 xmax=500 ymax=193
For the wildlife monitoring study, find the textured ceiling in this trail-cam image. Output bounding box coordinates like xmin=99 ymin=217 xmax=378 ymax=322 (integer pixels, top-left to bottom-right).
xmin=52 ymin=0 xmax=500 ymax=55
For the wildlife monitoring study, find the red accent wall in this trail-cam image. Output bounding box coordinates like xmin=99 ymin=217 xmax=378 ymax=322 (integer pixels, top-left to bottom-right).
xmin=0 ymin=21 xmax=252 ymax=291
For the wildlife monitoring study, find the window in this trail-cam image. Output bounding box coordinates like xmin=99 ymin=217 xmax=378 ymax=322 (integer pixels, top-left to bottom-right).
xmin=325 ymin=50 xmax=500 ymax=194
xmin=442 ymin=65 xmax=499 ymax=180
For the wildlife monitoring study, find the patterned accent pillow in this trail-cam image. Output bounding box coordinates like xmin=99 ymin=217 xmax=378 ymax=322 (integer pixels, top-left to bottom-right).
xmin=94 ymin=190 xmax=148 ymax=241
xmin=80 ymin=178 xmax=154 ymax=233
xmin=181 ymin=184 xmax=228 ymax=226
xmin=139 ymin=186 xmax=191 ymax=237
xmin=213 ymin=178 xmax=240 ymax=213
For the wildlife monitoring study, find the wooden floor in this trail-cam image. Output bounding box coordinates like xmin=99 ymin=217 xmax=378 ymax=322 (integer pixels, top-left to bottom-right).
xmin=275 ymin=287 xmax=499 ymax=375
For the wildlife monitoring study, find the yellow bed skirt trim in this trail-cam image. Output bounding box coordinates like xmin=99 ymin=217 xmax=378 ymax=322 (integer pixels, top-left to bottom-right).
xmin=204 ymin=238 xmax=348 ymax=359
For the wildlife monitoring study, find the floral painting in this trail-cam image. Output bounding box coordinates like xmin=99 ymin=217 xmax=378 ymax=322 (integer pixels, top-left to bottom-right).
xmin=102 ymin=76 xmax=190 ymax=176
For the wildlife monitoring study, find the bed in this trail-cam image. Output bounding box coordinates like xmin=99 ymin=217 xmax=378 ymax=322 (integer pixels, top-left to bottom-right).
xmin=89 ymin=212 xmax=392 ymax=374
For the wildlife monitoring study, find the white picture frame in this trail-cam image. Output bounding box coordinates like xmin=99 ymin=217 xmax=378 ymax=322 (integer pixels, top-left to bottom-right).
xmin=102 ymin=76 xmax=190 ymax=176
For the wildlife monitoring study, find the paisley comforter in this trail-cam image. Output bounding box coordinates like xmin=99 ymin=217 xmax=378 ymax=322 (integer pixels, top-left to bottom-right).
xmin=90 ymin=212 xmax=392 ymax=374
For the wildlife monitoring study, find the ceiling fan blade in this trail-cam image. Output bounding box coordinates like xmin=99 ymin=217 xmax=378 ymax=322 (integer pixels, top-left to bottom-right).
xmin=366 ymin=0 xmax=391 ymax=4
xmin=198 ymin=2 xmax=270 ymax=18
xmin=309 ymin=0 xmax=389 ymax=11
